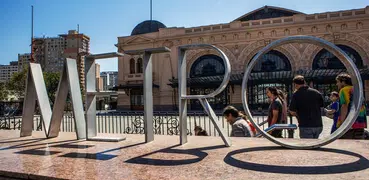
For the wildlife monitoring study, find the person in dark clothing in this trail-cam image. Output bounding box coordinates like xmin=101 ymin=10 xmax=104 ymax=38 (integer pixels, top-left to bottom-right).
xmin=266 ymin=87 xmax=287 ymax=138
xmin=289 ymin=75 xmax=324 ymax=139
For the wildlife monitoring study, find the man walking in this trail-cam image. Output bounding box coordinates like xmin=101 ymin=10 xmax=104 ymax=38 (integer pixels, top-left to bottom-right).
xmin=289 ymin=75 xmax=324 ymax=139
xmin=336 ymin=73 xmax=367 ymax=139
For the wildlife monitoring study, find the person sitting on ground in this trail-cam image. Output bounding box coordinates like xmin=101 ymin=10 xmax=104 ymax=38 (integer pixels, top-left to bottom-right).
xmin=223 ymin=106 xmax=256 ymax=137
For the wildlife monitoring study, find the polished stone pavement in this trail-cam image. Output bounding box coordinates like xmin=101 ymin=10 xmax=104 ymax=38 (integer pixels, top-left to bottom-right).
xmin=0 ymin=130 xmax=368 ymax=180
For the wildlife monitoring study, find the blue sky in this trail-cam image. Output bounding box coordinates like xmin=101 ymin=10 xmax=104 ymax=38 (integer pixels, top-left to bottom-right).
xmin=0 ymin=0 xmax=368 ymax=71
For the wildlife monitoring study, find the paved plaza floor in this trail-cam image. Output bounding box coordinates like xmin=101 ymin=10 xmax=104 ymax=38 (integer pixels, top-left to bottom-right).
xmin=0 ymin=130 xmax=368 ymax=180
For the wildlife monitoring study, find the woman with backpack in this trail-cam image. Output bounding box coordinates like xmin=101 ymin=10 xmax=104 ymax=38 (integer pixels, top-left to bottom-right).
xmin=266 ymin=87 xmax=288 ymax=138
xmin=223 ymin=106 xmax=256 ymax=137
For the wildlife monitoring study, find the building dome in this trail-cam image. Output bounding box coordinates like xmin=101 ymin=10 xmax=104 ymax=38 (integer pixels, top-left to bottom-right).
xmin=131 ymin=20 xmax=166 ymax=36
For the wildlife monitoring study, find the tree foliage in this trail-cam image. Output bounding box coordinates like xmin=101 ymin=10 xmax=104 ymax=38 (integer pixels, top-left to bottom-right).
xmin=0 ymin=82 xmax=9 ymax=101
xmin=43 ymin=72 xmax=60 ymax=105
xmin=7 ymin=67 xmax=28 ymax=98
xmin=7 ymin=68 xmax=60 ymax=105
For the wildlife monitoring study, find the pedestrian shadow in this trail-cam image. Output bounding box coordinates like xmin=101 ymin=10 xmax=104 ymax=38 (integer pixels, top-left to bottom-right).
xmin=126 ymin=144 xmax=227 ymax=166
xmin=223 ymin=146 xmax=369 ymax=174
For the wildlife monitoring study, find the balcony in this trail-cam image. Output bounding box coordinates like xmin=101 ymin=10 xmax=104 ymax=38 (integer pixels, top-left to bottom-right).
xmin=125 ymin=73 xmax=143 ymax=81
xmin=124 ymin=73 xmax=157 ymax=81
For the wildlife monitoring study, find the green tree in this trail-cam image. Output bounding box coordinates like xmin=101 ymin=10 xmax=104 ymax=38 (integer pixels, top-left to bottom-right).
xmin=6 ymin=67 xmax=87 ymax=111
xmin=8 ymin=67 xmax=28 ymax=98
xmin=0 ymin=82 xmax=9 ymax=100
xmin=8 ymin=68 xmax=61 ymax=105
xmin=43 ymin=72 xmax=60 ymax=106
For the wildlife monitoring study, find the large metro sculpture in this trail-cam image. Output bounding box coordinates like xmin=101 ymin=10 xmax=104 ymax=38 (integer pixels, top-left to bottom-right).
xmin=20 ymin=36 xmax=362 ymax=149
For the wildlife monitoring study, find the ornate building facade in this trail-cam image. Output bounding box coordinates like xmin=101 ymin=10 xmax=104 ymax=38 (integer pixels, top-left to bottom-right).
xmin=116 ymin=6 xmax=369 ymax=111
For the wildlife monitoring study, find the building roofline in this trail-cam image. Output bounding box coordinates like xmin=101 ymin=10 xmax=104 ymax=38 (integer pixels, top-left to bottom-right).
xmin=232 ymin=5 xmax=305 ymax=22
xmin=116 ymin=6 xmax=368 ymax=40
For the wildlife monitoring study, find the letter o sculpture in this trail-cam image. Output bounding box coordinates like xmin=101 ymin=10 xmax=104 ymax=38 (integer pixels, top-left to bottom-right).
xmin=242 ymin=36 xmax=363 ymax=149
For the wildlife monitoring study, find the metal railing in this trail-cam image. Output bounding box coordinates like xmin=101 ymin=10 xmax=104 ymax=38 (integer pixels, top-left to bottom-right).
xmin=0 ymin=111 xmax=293 ymax=138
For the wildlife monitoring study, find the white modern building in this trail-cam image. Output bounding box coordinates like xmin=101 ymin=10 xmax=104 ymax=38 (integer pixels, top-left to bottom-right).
xmin=100 ymin=71 xmax=118 ymax=91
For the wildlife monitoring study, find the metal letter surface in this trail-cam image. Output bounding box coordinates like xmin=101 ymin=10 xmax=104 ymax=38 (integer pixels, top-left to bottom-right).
xmin=125 ymin=47 xmax=171 ymax=143
xmin=242 ymin=36 xmax=363 ymax=149
xmin=85 ymin=52 xmax=126 ymax=142
xmin=20 ymin=59 xmax=86 ymax=139
xmin=178 ymin=44 xmax=231 ymax=147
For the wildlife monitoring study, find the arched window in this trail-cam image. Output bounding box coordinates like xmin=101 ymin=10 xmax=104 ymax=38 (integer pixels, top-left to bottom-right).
xmin=249 ymin=50 xmax=291 ymax=72
xmin=313 ymin=45 xmax=363 ymax=69
xmin=136 ymin=58 xmax=143 ymax=73
xmin=190 ymin=55 xmax=225 ymax=78
xmin=189 ymin=55 xmax=228 ymax=110
xmin=312 ymin=45 xmax=363 ymax=106
xmin=129 ymin=58 xmax=135 ymax=74
xmin=247 ymin=50 xmax=292 ymax=110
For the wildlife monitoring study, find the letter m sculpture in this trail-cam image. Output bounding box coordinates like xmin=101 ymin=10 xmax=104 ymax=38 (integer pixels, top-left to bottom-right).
xmin=20 ymin=58 xmax=86 ymax=139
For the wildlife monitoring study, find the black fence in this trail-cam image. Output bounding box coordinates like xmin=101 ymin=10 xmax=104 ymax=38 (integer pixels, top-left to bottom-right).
xmin=0 ymin=101 xmax=23 ymax=117
xmin=94 ymin=111 xmax=271 ymax=136
xmin=1 ymin=99 xmax=298 ymax=137
xmin=0 ymin=115 xmax=41 ymax=131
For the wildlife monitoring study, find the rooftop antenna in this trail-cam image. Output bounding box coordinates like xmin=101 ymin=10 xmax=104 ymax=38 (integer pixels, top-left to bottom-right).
xmin=150 ymin=0 xmax=152 ymax=32
xmin=30 ymin=5 xmax=34 ymax=63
